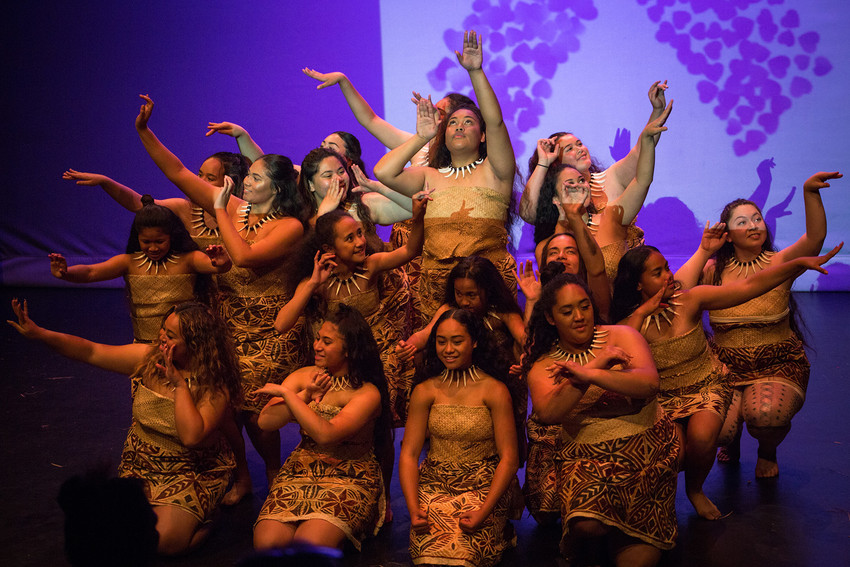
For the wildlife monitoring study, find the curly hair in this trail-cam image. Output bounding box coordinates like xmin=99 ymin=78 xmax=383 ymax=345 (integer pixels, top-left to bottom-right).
xmin=711 ymin=198 xmax=808 ymax=344
xmin=520 ymin=273 xmax=601 ymax=377
xmin=442 ymin=256 xmax=521 ymax=316
xmin=324 ymin=304 xmax=394 ymax=457
xmin=256 ymin=154 xmax=313 ymax=228
xmin=134 ymin=302 xmax=242 ymax=409
xmin=207 ymin=151 xmax=251 ymax=199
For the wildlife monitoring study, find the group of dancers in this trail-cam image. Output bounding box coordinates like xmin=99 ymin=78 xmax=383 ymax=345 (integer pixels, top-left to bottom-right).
xmin=9 ymin=31 xmax=843 ymax=566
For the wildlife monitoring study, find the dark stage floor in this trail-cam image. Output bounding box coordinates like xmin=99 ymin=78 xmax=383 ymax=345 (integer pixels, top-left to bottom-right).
xmin=1 ymin=287 xmax=848 ymax=567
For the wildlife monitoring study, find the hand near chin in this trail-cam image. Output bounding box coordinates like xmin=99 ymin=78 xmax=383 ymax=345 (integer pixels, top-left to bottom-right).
xmin=214 ymin=176 xmax=234 ymax=210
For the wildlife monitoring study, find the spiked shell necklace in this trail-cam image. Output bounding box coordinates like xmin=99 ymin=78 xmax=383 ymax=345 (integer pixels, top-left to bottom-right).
xmin=438 ymin=157 xmax=484 ymax=179
xmin=550 ymin=327 xmax=609 ymax=365
xmin=133 ymin=251 xmax=180 ymax=274
xmin=641 ymin=292 xmax=683 ymax=334
xmin=726 ymin=250 xmax=775 ymax=277
xmin=191 ymin=206 xmax=220 ymax=238
xmin=328 ymin=267 xmax=369 ymax=296
xmin=440 ymin=364 xmax=482 ymax=387
xmin=237 ymin=203 xmax=279 ymax=235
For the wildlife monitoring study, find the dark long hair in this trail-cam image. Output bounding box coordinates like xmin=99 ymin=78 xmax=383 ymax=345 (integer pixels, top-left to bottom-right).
xmin=443 ymin=256 xmax=521 ymax=315
xmin=208 ymin=151 xmax=251 ymax=198
xmin=521 ymin=273 xmax=601 ymax=377
xmin=428 ymin=103 xmax=487 ymax=169
xmin=539 ymin=232 xmax=588 ymax=283
xmin=331 ymin=131 xmax=366 ymax=173
xmin=609 ymin=245 xmax=661 ymax=324
xmin=324 ymin=304 xmax=394 ymax=457
xmin=126 ymin=196 xmax=198 ymax=254
xmin=258 ymin=154 xmax=312 ymax=227
xmin=711 ymin=198 xmax=807 ymax=343
xmin=526 ymin=131 xmax=605 ymax=176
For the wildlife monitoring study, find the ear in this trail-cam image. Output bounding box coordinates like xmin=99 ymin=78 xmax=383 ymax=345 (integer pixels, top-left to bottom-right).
xmin=308 ymin=180 xmax=316 ymax=193
xmin=544 ymin=311 xmax=555 ymax=326
xmin=637 ymin=283 xmax=642 ymax=291
xmin=480 ymin=131 xmax=486 ymax=144
xmin=472 ymin=340 xmax=478 ymax=350
xmin=321 ymin=243 xmax=333 ymax=253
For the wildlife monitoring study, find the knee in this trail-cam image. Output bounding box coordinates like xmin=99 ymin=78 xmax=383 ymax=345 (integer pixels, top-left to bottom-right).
xmin=156 ymin=529 xmax=191 ymax=556
xmin=569 ymin=517 xmax=610 ymax=538
xmin=253 ymin=522 xmax=292 ymax=551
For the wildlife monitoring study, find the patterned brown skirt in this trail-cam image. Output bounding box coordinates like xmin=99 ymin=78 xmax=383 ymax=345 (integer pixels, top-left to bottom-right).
xmin=257 ymin=447 xmax=384 ymax=550
xmin=554 ymin=413 xmax=679 ymax=551
xmin=119 ymin=428 xmax=234 ymax=523
xmin=712 ymin=334 xmax=810 ymax=397
xmin=523 ymin=416 xmax=561 ymax=523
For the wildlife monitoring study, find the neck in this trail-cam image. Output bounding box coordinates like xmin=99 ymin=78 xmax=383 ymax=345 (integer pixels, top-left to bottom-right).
xmin=557 ymin=329 xmax=593 ymax=353
xmin=248 ymin=199 xmax=274 ymax=216
xmin=449 ymin=150 xmax=480 ymax=167
xmin=733 ymin=245 xmax=764 ymax=262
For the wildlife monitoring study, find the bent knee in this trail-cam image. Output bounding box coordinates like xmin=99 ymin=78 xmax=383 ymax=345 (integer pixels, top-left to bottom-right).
xmin=253 ymin=520 xmax=293 ymax=551
xmin=569 ymin=517 xmax=610 ymax=538
xmin=156 ymin=530 xmax=191 ymax=556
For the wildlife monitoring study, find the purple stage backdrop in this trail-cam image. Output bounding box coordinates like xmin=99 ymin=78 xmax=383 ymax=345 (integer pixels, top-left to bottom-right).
xmin=2 ymin=0 xmax=848 ymax=290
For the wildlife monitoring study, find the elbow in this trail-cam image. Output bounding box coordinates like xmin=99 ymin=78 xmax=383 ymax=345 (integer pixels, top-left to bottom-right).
xmin=178 ymin=430 xmax=208 ymax=449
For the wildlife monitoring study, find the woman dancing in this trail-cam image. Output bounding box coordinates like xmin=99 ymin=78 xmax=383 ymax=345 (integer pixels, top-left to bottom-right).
xmin=611 ymin=241 xmax=841 ymax=518
xmin=253 ymin=305 xmax=391 ymax=552
xmin=374 ymin=31 xmax=518 ymax=322
xmin=48 ymin=197 xmax=230 ymax=343
xmin=523 ymin=273 xmax=678 ymax=566
xmin=135 ymin=94 xmax=314 ymax=499
xmin=704 ymin=172 xmax=841 ymax=478
xmin=400 ymin=308 xmax=519 ymax=567
xmin=9 ymin=300 xmax=241 ymax=555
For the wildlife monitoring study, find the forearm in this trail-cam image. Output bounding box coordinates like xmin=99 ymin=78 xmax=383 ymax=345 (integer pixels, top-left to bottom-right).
xmin=366 ymin=182 xmax=413 ymax=212
xmin=374 ymin=137 xmax=429 ymax=196
xmin=59 ymin=265 xmax=98 ymax=283
xmin=281 ymin=389 xmax=336 ymax=444
xmin=173 ymin=385 xmax=211 ymax=447
xmin=399 ymin=452 xmax=423 ymax=517
xmin=477 ymin=457 xmax=518 ymax=519
xmin=235 ymin=132 xmax=264 ymax=163
xmin=564 ymin=216 xmax=605 ymax=277
xmin=802 ymin=189 xmax=827 ymax=246
xmin=274 ymin=281 xmax=317 ymax=334
xmin=519 ymin=170 xmax=546 ymax=223
xmin=214 ymin=208 xmax=254 ymax=267
xmin=468 ymin=68 xmax=503 ymax=127
xmin=533 ymin=385 xmax=584 ymax=424
xmin=258 ymin=398 xmax=293 ymax=431
xmin=137 ymin=126 xmax=214 ymax=209
xmin=586 ymin=367 xmax=658 ymax=398
xmin=99 ymin=178 xmax=144 ymax=212
xmin=675 ymin=248 xmax=712 ymax=289
xmin=338 ymin=77 xmax=411 ymax=149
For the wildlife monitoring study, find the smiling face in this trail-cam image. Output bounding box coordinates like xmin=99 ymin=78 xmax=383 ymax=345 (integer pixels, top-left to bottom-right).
xmin=241 ymin=159 xmax=277 ymax=205
xmin=161 ymin=312 xmax=189 ymax=368
xmin=321 ymin=133 xmax=350 ymax=161
xmin=435 ymin=317 xmax=476 ymax=370
xmin=138 ymin=227 xmax=171 ymax=261
xmin=544 ymin=234 xmax=581 ymax=275
xmin=556 ymin=134 xmax=592 ymax=172
xmin=329 ymin=215 xmax=367 ymax=265
xmin=453 ymin=277 xmax=485 ymax=315
xmin=313 ymin=321 xmax=348 ymax=374
xmin=726 ymin=203 xmax=767 ymax=250
xmin=549 ymin=283 xmax=595 ymax=347
xmin=309 ymin=156 xmax=350 ymax=199
xmin=198 ymin=157 xmax=225 ymax=186
xmin=445 ymin=109 xmax=484 ymax=154
xmin=638 ymin=250 xmax=674 ymax=301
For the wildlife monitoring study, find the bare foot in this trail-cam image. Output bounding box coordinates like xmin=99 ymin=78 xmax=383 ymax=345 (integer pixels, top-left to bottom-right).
xmin=687 ymin=490 xmax=722 ymax=520
xmin=755 ymin=456 xmax=779 ymax=478
xmin=222 ymin=479 xmax=252 ymax=506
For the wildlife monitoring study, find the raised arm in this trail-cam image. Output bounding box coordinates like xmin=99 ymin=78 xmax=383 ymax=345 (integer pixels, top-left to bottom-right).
xmin=609 ymin=101 xmax=672 ymax=225
xmin=459 ymin=382 xmax=518 ymax=533
xmin=7 ymin=298 xmax=147 ymax=375
xmin=351 ymin=165 xmax=413 ymax=213
xmin=560 ymin=197 xmax=611 ymax=318
xmin=606 ymin=80 xmax=669 ymax=194
xmin=456 ymin=31 xmax=515 ymax=181
xmin=365 ymin=190 xmax=429 ymax=273
xmin=205 ymin=121 xmax=264 ymax=162
xmin=775 ymin=171 xmax=841 ymax=262
xmin=519 ymin=138 xmax=560 ymax=223
xmin=49 ymin=253 xmax=130 ymax=283
xmin=273 ymin=252 xmax=334 ymax=334
xmin=135 ymin=95 xmax=235 ymax=214
xmin=213 ymin=179 xmax=305 ymax=268
xmin=303 ymin=68 xmax=412 ymax=149
xmin=373 ymin=96 xmax=436 ymax=197
xmin=675 ymin=222 xmax=727 ymax=289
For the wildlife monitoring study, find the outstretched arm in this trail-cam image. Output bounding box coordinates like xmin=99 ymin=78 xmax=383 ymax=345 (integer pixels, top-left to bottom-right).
xmin=456 ymin=31 xmax=515 ymax=181
xmin=136 ymin=95 xmax=234 ymax=214
xmin=609 ymin=101 xmax=673 ymax=225
xmin=303 ymin=68 xmax=412 ymax=149
xmin=776 ymin=171 xmax=840 ymax=261
xmin=351 ymin=165 xmax=413 ymax=212
xmin=365 ymin=189 xmax=429 ymax=273
xmin=205 ymin=121 xmax=264 ymax=162
xmin=690 ymin=243 xmax=844 ymax=311
xmin=49 ymin=253 xmax=130 ymax=283
xmin=7 ymin=298 xmax=147 ymax=375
